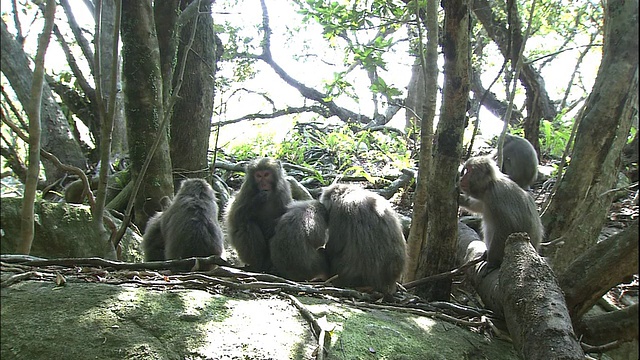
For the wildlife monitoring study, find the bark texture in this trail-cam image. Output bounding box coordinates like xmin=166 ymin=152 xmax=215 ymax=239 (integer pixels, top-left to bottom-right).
xmin=404 ymin=0 xmax=438 ymax=282
xmin=500 ymin=233 xmax=584 ymax=360
xmin=542 ymin=0 xmax=639 ymax=273
xmin=121 ymin=0 xmax=174 ymax=229
xmin=415 ymin=0 xmax=469 ymax=300
xmin=170 ymin=0 xmax=217 ymax=182
xmin=559 ymin=220 xmax=639 ymax=320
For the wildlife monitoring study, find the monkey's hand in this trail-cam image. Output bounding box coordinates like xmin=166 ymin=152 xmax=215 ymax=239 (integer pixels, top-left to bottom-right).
xmin=459 ymin=194 xmax=484 ymax=213
xmin=458 ymin=193 xmax=471 ymax=208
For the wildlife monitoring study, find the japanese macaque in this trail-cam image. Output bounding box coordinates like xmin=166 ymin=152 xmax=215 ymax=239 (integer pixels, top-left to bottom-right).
xmin=64 ymin=177 xmax=100 ymax=204
xmin=225 ymin=157 xmax=293 ymax=271
xmin=141 ymin=178 xmax=224 ymax=261
xmin=269 ymin=200 xmax=329 ymax=281
xmin=320 ymin=184 xmax=407 ymax=294
xmin=459 ymin=156 xmax=543 ymax=267
xmin=501 ymin=134 xmax=539 ymax=190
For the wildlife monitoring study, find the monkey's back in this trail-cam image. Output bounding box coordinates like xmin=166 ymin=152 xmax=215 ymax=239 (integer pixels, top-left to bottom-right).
xmin=270 ymin=200 xmax=329 ymax=281
xmin=141 ymin=212 xmax=165 ymax=261
xmin=322 ymin=185 xmax=407 ymax=294
xmin=482 ymin=179 xmax=543 ymax=265
xmin=502 ymin=135 xmax=538 ymax=189
xmin=163 ymin=180 xmax=224 ymax=259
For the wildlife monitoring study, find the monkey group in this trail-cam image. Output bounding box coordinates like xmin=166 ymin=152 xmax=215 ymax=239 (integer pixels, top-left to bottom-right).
xmin=141 ymin=157 xmax=407 ymax=295
xmin=141 ymin=137 xmax=539 ymax=292
xmin=224 ymin=158 xmax=406 ymax=294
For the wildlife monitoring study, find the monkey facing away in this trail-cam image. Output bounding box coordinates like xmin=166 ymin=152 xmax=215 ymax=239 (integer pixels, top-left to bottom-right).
xmin=270 ymin=200 xmax=329 ymax=281
xmin=320 ymin=184 xmax=407 ymax=294
xmin=225 ymin=157 xmax=293 ymax=271
xmin=141 ymin=178 xmax=224 ymax=261
xmin=459 ymin=156 xmax=543 ymax=267
xmin=501 ymin=134 xmax=539 ymax=190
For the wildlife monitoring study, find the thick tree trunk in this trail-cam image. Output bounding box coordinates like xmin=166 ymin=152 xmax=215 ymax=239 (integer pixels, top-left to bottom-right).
xmin=541 ymin=0 xmax=638 ymax=273
xmin=121 ymin=0 xmax=174 ymax=229
xmin=500 ymin=233 xmax=584 ymax=360
xmin=0 ymin=20 xmax=86 ymax=183
xmin=169 ymin=0 xmax=217 ymax=183
xmin=415 ymin=0 xmax=469 ymax=300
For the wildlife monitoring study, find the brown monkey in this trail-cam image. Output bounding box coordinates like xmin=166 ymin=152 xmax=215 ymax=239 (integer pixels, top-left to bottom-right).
xmin=269 ymin=200 xmax=329 ymax=281
xmin=225 ymin=157 xmax=293 ymax=271
xmin=319 ymin=184 xmax=407 ymax=294
xmin=501 ymin=134 xmax=538 ymax=189
xmin=141 ymin=178 xmax=224 ymax=261
xmin=459 ymin=156 xmax=543 ymax=267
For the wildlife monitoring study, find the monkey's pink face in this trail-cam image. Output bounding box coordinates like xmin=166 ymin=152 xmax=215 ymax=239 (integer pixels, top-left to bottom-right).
xmin=254 ymin=170 xmax=274 ymax=192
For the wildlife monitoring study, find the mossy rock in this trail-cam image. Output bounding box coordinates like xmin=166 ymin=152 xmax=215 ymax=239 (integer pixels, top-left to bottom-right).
xmin=1 ymin=196 xmax=142 ymax=262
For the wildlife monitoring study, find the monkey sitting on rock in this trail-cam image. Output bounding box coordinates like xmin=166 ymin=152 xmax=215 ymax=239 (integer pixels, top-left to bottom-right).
xmin=319 ymin=183 xmax=407 ymax=294
xmin=225 ymin=157 xmax=293 ymax=272
xmin=459 ymin=156 xmax=543 ymax=268
xmin=141 ymin=178 xmax=224 ymax=261
xmin=269 ymin=200 xmax=329 ymax=281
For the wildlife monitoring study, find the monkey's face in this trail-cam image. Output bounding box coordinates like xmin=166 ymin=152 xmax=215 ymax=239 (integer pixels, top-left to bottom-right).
xmin=254 ymin=170 xmax=274 ymax=192
xmin=459 ymin=166 xmax=471 ymax=194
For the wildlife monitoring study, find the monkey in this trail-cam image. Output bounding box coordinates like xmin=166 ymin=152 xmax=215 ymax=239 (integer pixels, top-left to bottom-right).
xmin=64 ymin=177 xmax=100 ymax=204
xmin=225 ymin=157 xmax=293 ymax=271
xmin=269 ymin=200 xmax=329 ymax=281
xmin=459 ymin=156 xmax=543 ymax=268
xmin=319 ymin=184 xmax=407 ymax=294
xmin=141 ymin=178 xmax=224 ymax=261
xmin=501 ymin=134 xmax=539 ymax=190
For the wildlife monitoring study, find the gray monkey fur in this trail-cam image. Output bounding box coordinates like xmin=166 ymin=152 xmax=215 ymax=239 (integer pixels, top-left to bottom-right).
xmin=502 ymin=134 xmax=538 ymax=190
xmin=459 ymin=156 xmax=543 ymax=267
xmin=225 ymin=157 xmax=293 ymax=271
xmin=320 ymin=183 xmax=407 ymax=294
xmin=269 ymin=200 xmax=329 ymax=281
xmin=141 ymin=178 xmax=224 ymax=261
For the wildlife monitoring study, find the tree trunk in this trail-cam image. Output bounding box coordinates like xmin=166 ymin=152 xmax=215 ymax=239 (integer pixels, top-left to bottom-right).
xmin=541 ymin=0 xmax=639 ymax=273
xmin=121 ymin=0 xmax=174 ymax=229
xmin=0 ymin=20 xmax=86 ymax=183
xmin=575 ymin=303 xmax=639 ymax=346
xmin=404 ymin=62 xmax=426 ymax=138
xmin=460 ymin=231 xmax=585 ymax=359
xmin=500 ymin=233 xmax=584 ymax=360
xmin=471 ymin=0 xmax=557 ymax=154
xmin=99 ymin=0 xmax=127 ymax=157
xmin=558 ymin=220 xmax=639 ymax=320
xmin=404 ymin=0 xmax=438 ymax=283
xmin=169 ymin=0 xmax=217 ymax=183
xmin=415 ymin=0 xmax=469 ymax=300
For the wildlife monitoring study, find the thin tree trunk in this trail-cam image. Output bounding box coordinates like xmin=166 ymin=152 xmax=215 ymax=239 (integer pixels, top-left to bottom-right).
xmin=415 ymin=0 xmax=469 ymax=300
xmin=18 ymin=0 xmax=56 ymax=254
xmin=404 ymin=0 xmax=438 ymax=282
